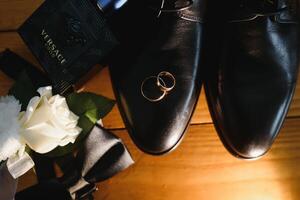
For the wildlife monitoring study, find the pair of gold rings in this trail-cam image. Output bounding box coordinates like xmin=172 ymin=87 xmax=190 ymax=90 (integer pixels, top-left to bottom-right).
xmin=141 ymin=71 xmax=176 ymax=102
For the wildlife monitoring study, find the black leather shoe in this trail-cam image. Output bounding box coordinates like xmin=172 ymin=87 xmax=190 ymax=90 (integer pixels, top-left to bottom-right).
xmin=204 ymin=0 xmax=300 ymax=159
xmin=108 ymin=0 xmax=206 ymax=155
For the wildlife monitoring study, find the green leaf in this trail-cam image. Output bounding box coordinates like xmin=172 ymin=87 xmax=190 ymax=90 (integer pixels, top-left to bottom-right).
xmin=67 ymin=92 xmax=115 ymax=123
xmin=25 ymin=145 xmax=32 ymax=155
xmin=45 ymin=115 xmax=94 ymax=157
xmin=8 ymin=71 xmax=37 ymax=110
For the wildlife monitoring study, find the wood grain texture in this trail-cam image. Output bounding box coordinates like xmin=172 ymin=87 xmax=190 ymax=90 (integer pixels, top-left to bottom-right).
xmin=288 ymin=84 xmax=300 ymax=118
xmin=17 ymin=118 xmax=300 ymax=200
xmin=94 ymin=118 xmax=300 ymax=200
xmin=0 ymin=0 xmax=42 ymax=31
xmin=1 ymin=32 xmax=300 ymax=129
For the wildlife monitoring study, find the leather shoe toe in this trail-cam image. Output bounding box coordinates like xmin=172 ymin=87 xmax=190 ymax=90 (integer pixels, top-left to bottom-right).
xmin=204 ymin=0 xmax=300 ymax=159
xmin=109 ymin=0 xmax=206 ymax=154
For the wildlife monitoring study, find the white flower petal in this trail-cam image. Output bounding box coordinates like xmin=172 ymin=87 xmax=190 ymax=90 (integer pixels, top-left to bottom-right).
xmin=59 ymin=135 xmax=77 ymax=146
xmin=19 ymin=88 xmax=82 ymax=154
xmin=37 ymin=86 xmax=52 ymax=99
xmin=24 ymin=97 xmax=52 ymax=128
xmin=0 ymin=137 xmax=23 ymax=162
xmin=0 ymin=96 xmax=23 ymax=162
xmin=65 ymin=126 xmax=82 ymax=137
xmin=68 ymin=111 xmax=80 ymax=122
xmin=23 ymin=122 xmax=70 ymax=140
xmin=21 ymin=124 xmax=64 ymax=154
xmin=0 ymin=96 xmax=21 ymax=115
xmin=19 ymin=96 xmax=41 ymax=125
xmin=49 ymin=95 xmax=65 ymax=106
xmin=49 ymin=97 xmax=80 ymax=131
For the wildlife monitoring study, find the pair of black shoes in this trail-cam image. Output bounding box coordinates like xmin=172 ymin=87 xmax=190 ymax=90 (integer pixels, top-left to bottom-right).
xmin=108 ymin=0 xmax=299 ymax=159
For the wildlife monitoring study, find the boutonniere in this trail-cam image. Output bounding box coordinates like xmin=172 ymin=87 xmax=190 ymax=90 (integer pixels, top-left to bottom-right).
xmin=0 ymin=72 xmax=115 ymax=179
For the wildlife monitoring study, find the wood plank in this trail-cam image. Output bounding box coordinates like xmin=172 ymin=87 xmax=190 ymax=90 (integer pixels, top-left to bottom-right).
xmin=288 ymin=83 xmax=300 ymax=118
xmin=1 ymin=32 xmax=300 ymax=129
xmin=17 ymin=118 xmax=300 ymax=200
xmin=0 ymin=0 xmax=42 ymax=31
xmin=0 ymin=32 xmax=39 ymax=66
xmin=95 ymin=118 xmax=300 ymax=200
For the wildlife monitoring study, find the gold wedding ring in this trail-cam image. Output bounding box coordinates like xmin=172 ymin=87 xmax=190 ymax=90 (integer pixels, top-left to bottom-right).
xmin=141 ymin=71 xmax=176 ymax=102
xmin=157 ymin=71 xmax=176 ymax=92
xmin=141 ymin=76 xmax=167 ymax=102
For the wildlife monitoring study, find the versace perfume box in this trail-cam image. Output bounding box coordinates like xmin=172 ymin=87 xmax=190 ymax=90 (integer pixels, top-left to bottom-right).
xmin=18 ymin=0 xmax=122 ymax=93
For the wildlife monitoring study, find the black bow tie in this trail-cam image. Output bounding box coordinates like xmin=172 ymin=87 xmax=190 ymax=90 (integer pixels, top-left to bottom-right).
xmin=15 ymin=126 xmax=134 ymax=200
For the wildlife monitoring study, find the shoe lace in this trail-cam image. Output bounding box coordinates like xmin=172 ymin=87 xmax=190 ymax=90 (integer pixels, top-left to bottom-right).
xmin=147 ymin=0 xmax=193 ymax=17
xmin=229 ymin=0 xmax=287 ymax=22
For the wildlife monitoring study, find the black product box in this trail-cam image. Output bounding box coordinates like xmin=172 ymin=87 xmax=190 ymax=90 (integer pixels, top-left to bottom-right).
xmin=18 ymin=0 xmax=118 ymax=93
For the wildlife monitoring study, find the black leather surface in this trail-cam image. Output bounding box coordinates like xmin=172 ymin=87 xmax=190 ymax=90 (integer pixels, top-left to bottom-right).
xmin=204 ymin=0 xmax=300 ymax=159
xmin=108 ymin=0 xmax=205 ymax=155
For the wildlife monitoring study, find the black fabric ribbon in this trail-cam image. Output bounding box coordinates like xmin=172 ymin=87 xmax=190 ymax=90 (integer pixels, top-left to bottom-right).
xmin=0 ymin=49 xmax=134 ymax=200
xmin=0 ymin=165 xmax=18 ymax=200
xmin=15 ymin=126 xmax=134 ymax=200
xmin=0 ymin=49 xmax=50 ymax=86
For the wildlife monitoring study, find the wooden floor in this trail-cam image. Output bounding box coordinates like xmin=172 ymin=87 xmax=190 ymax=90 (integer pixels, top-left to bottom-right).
xmin=1 ymin=1 xmax=300 ymax=199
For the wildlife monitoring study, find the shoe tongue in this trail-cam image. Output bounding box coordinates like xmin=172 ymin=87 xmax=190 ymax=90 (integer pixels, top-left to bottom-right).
xmin=147 ymin=0 xmax=207 ymax=22
xmin=243 ymin=0 xmax=277 ymax=11
xmin=233 ymin=0 xmax=277 ymax=16
xmin=167 ymin=0 xmax=192 ymax=9
xmin=229 ymin=0 xmax=298 ymax=23
xmin=146 ymin=0 xmax=192 ymax=10
xmin=179 ymin=0 xmax=207 ymax=22
xmin=276 ymin=0 xmax=299 ymax=23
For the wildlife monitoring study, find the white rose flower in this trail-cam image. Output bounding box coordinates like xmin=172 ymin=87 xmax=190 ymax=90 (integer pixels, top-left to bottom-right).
xmin=20 ymin=86 xmax=82 ymax=154
xmin=0 ymin=96 xmax=25 ymax=162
